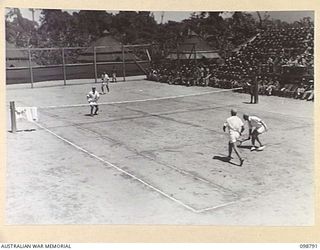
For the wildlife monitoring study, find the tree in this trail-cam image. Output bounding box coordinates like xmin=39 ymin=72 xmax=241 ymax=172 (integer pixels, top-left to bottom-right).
xmin=5 ymin=8 xmax=38 ymax=47
xmin=110 ymin=11 xmax=158 ymax=44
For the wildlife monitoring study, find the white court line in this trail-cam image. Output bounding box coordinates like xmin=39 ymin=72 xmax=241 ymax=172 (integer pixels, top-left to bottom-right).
xmin=32 ymin=121 xmax=243 ymax=214
xmin=195 ymin=197 xmax=250 ymax=213
xmin=40 ymin=87 xmax=242 ymax=109
xmin=39 ymin=102 xmax=239 ymax=196
xmin=33 ymin=121 xmax=199 ymax=213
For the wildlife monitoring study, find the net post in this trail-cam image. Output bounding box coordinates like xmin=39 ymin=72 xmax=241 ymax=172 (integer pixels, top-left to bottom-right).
xmin=94 ymin=46 xmax=98 ymax=83
xmin=28 ymin=48 xmax=34 ymax=88
xmin=122 ymin=45 xmax=126 ymax=82
xmin=10 ymin=101 xmax=17 ymax=133
xmin=62 ymin=48 xmax=67 ymax=85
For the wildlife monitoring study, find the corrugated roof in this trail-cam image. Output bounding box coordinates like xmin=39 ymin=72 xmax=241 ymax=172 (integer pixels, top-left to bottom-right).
xmin=78 ymin=35 xmax=139 ymax=62
xmin=178 ymin=36 xmax=215 ymax=52
xmin=78 ymin=52 xmax=139 ymax=62
xmin=167 ymin=32 xmax=220 ymax=60
xmin=82 ymin=35 xmax=124 ymax=54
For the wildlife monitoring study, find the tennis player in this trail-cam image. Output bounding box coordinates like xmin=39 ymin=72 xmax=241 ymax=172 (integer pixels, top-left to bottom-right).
xmin=101 ymin=72 xmax=110 ymax=94
xmin=87 ymin=86 xmax=100 ymax=116
xmin=223 ymin=109 xmax=245 ymax=166
xmin=243 ymin=114 xmax=268 ymax=151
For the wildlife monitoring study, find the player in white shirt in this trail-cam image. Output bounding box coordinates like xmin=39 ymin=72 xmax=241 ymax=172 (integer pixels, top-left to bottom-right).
xmin=243 ymin=114 xmax=268 ymax=151
xmin=223 ymin=109 xmax=245 ymax=166
xmin=87 ymin=86 xmax=100 ymax=116
xmin=101 ymin=72 xmax=110 ymax=94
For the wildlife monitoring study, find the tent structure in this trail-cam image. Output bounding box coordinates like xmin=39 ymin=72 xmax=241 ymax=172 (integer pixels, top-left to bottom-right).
xmin=6 ymin=41 xmax=38 ymax=68
xmin=77 ymin=31 xmax=140 ymax=63
xmin=166 ymin=31 xmax=221 ymax=60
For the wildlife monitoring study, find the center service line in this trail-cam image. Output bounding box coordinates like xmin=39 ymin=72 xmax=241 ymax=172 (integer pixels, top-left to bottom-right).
xmin=33 ymin=121 xmax=199 ymax=213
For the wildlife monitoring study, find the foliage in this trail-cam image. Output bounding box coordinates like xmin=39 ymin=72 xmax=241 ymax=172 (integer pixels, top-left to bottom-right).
xmin=5 ymin=9 xmax=314 ymax=65
xmin=5 ymin=8 xmax=38 ymax=47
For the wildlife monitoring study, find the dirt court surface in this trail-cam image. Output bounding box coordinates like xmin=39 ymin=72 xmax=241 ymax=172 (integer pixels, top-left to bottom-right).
xmin=6 ymin=77 xmax=314 ymax=225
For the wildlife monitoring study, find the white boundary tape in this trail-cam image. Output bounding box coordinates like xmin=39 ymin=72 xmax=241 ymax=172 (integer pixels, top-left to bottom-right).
xmin=32 ymin=120 xmax=242 ymax=213
xmin=33 ymin=121 xmax=198 ymax=213
xmin=40 ymin=87 xmax=242 ymax=109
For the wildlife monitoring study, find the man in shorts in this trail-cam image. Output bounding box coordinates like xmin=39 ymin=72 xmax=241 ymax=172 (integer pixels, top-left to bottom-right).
xmin=101 ymin=72 xmax=110 ymax=94
xmin=243 ymin=114 xmax=268 ymax=151
xmin=223 ymin=109 xmax=245 ymax=166
xmin=87 ymin=86 xmax=100 ymax=116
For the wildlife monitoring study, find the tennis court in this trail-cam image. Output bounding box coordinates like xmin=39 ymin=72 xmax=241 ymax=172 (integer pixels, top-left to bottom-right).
xmin=6 ymin=77 xmax=314 ymax=225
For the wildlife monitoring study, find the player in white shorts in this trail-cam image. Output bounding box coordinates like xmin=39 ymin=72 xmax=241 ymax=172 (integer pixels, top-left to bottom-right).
xmin=223 ymin=109 xmax=245 ymax=166
xmin=243 ymin=114 xmax=268 ymax=151
xmin=87 ymin=86 xmax=100 ymax=116
xmin=101 ymin=72 xmax=110 ymax=94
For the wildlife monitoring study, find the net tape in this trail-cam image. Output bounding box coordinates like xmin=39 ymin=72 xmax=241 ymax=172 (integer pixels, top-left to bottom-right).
xmin=38 ymin=87 xmax=243 ymax=109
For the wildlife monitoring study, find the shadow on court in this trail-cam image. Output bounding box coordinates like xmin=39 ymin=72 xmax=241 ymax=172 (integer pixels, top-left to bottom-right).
xmin=237 ymin=145 xmax=252 ymax=150
xmin=8 ymin=129 xmax=36 ymax=133
xmin=212 ymin=155 xmax=240 ymax=166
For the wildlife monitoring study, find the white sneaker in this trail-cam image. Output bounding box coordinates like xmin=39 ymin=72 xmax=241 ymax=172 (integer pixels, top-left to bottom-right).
xmin=257 ymin=146 xmax=265 ymax=151
xmin=250 ymin=146 xmax=256 ymax=151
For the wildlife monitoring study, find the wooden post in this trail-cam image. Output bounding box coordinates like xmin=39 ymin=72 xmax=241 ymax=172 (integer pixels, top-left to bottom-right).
xmin=177 ymin=43 xmax=180 ymax=69
xmin=194 ymin=43 xmax=197 ymax=68
xmin=122 ymin=45 xmax=126 ymax=82
xmin=94 ymin=46 xmax=98 ymax=83
xmin=62 ymin=48 xmax=67 ymax=85
xmin=10 ymin=101 xmax=17 ymax=133
xmin=28 ymin=48 xmax=34 ymax=88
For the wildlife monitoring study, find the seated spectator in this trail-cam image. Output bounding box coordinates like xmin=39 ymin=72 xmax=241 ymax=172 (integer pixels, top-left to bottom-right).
xmin=284 ymin=84 xmax=299 ymax=98
xmin=259 ymin=77 xmax=269 ymax=95
xmin=266 ymin=79 xmax=280 ymax=96
xmin=302 ymin=84 xmax=314 ymax=101
xmin=294 ymin=83 xmax=306 ymax=99
xmin=279 ymin=84 xmax=292 ymax=97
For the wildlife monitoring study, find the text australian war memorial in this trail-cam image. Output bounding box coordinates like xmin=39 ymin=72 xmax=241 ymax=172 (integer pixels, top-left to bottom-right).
xmin=5 ymin=10 xmax=314 ymax=99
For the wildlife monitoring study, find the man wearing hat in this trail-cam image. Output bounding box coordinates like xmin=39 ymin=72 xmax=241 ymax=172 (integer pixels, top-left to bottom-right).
xmin=87 ymin=86 xmax=100 ymax=116
xmin=223 ymin=109 xmax=245 ymax=166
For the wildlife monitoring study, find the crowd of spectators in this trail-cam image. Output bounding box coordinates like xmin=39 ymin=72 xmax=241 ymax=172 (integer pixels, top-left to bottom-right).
xmin=147 ymin=22 xmax=314 ymax=102
xmin=212 ymin=24 xmax=314 ymax=81
xmin=148 ymin=64 xmax=314 ymax=101
xmin=147 ymin=61 xmax=212 ymax=87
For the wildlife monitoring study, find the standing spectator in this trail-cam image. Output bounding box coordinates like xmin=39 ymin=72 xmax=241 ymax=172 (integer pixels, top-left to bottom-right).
xmin=253 ymin=77 xmax=259 ymax=103
xmin=112 ymin=66 xmax=117 ymax=83
xmin=244 ymin=79 xmax=255 ymax=103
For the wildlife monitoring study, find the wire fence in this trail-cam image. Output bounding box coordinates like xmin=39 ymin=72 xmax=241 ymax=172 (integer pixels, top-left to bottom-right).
xmin=6 ymin=44 xmax=154 ymax=88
